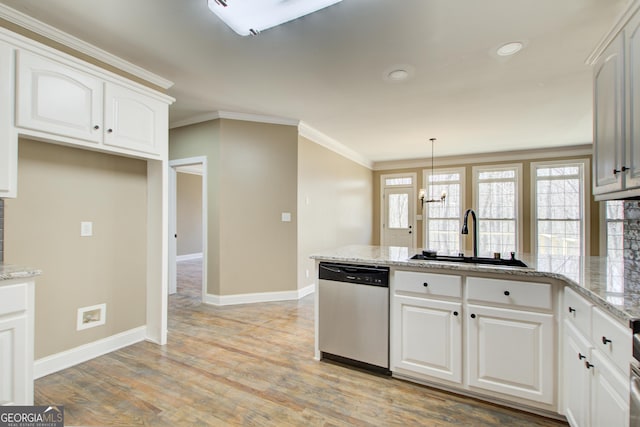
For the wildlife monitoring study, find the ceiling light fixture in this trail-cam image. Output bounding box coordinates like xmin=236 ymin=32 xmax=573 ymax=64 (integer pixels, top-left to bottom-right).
xmin=419 ymin=138 xmax=446 ymax=208
xmin=496 ymin=41 xmax=524 ymax=56
xmin=387 ymin=69 xmax=410 ymax=81
xmin=207 ymin=0 xmax=343 ymax=36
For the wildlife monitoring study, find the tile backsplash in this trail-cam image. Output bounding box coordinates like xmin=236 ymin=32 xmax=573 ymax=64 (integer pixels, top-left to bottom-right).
xmin=624 ymin=201 xmax=640 ymax=275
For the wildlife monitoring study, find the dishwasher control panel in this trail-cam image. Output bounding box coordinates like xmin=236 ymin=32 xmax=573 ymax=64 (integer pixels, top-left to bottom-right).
xmin=319 ymin=262 xmax=389 ymax=287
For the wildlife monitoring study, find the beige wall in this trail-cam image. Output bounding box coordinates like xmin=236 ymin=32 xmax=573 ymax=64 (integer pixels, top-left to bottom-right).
xmin=169 ymin=120 xmax=221 ymax=294
xmin=176 ymin=172 xmax=203 ymax=256
xmin=373 ymin=153 xmax=601 ymax=256
xmin=297 ymin=136 xmax=374 ymax=288
xmin=170 ymin=119 xmax=298 ymax=296
xmin=5 ymin=139 xmax=147 ymax=359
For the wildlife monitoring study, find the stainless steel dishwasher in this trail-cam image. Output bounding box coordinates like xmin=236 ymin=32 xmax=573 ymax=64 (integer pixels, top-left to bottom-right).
xmin=318 ymin=262 xmax=390 ymax=373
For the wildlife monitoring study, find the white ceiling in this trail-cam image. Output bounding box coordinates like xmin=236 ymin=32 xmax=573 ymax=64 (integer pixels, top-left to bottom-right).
xmin=0 ymin=0 xmax=630 ymax=163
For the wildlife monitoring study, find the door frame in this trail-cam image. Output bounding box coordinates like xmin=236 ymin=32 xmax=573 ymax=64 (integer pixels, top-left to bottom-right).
xmin=380 ymin=172 xmax=417 ymax=247
xmin=169 ymin=156 xmax=208 ymax=301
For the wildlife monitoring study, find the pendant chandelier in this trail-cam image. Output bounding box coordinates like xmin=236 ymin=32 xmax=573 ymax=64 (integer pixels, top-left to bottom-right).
xmin=419 ymin=138 xmax=447 ymax=208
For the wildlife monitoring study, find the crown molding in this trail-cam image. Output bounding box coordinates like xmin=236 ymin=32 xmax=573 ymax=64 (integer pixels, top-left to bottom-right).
xmin=298 ymin=122 xmax=373 ymax=169
xmin=585 ymin=0 xmax=640 ymax=65
xmin=373 ymin=144 xmax=593 ymax=171
xmin=0 ymin=3 xmax=174 ymax=89
xmin=169 ymin=111 xmax=299 ymax=129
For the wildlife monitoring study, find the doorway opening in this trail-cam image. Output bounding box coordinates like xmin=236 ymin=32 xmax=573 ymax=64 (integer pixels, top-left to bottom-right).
xmin=380 ymin=173 xmax=417 ymax=247
xmin=169 ymin=157 xmax=207 ymax=304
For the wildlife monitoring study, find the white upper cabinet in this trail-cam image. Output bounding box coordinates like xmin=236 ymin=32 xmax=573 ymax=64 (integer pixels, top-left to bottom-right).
xmin=626 ymin=10 xmax=640 ymax=189
xmin=16 ymin=50 xmax=103 ymax=143
xmin=593 ymin=5 xmax=640 ymax=199
xmin=103 ymin=82 xmax=167 ymax=155
xmin=14 ymin=49 xmax=169 ymax=158
xmin=0 ymin=41 xmax=15 ymax=198
xmin=593 ymin=33 xmax=625 ymax=196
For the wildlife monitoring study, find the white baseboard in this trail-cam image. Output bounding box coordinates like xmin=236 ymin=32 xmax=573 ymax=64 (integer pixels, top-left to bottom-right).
xmin=205 ymin=283 xmax=315 ymax=306
xmin=176 ymin=252 xmax=203 ymax=262
xmin=34 ymin=326 xmax=146 ymax=379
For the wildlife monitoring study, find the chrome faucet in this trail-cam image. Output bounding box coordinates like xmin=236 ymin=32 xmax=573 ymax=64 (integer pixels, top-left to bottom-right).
xmin=461 ymin=208 xmax=478 ymax=258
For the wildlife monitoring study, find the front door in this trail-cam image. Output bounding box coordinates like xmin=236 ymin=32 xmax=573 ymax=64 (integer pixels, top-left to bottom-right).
xmin=383 ymin=187 xmax=415 ymax=247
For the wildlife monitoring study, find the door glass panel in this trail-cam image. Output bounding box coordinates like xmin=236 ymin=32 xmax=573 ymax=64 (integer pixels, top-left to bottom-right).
xmin=388 ymin=193 xmax=409 ymax=229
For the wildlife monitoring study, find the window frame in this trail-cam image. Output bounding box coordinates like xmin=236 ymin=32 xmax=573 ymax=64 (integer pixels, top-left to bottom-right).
xmin=530 ymin=159 xmax=590 ymax=259
xmin=422 ymin=166 xmax=466 ymax=254
xmin=472 ymin=163 xmax=523 ymax=256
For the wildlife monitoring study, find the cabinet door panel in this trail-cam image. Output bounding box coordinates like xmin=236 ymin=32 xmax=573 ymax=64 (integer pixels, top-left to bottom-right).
xmin=16 ymin=51 xmax=103 ymax=143
xmin=0 ymin=316 xmax=27 ymax=405
xmin=0 ymin=41 xmax=14 ymax=198
xmin=590 ymin=349 xmax=629 ymax=427
xmin=104 ymin=83 xmax=165 ymax=155
xmin=627 ymin=11 xmax=640 ymax=189
xmin=563 ymin=321 xmax=591 ymax=427
xmin=593 ymin=33 xmax=624 ymax=195
xmin=392 ymin=295 xmax=462 ymax=383
xmin=467 ymin=304 xmax=554 ymax=404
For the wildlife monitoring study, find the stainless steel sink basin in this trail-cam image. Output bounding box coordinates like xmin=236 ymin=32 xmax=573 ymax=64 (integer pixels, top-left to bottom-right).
xmin=410 ymin=253 xmax=528 ymax=268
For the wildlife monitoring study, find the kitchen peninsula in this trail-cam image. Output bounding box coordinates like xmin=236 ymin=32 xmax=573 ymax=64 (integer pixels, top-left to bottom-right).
xmin=312 ymin=245 xmax=635 ymax=424
xmin=0 ymin=263 xmax=39 ymax=406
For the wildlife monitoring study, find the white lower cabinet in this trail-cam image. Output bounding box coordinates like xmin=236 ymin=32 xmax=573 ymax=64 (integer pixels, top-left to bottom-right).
xmin=391 ymin=270 xmax=556 ymax=409
xmin=466 ymin=304 xmax=554 ymax=404
xmin=392 ymin=295 xmax=462 ymax=383
xmin=0 ymin=281 xmax=35 ymax=406
xmin=590 ymin=349 xmax=629 ymax=427
xmin=563 ymin=321 xmax=591 ymax=427
xmin=562 ymin=287 xmax=630 ymax=427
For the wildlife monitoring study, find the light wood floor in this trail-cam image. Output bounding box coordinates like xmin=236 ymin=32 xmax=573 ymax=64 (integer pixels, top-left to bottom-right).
xmin=35 ymin=259 xmax=568 ymax=426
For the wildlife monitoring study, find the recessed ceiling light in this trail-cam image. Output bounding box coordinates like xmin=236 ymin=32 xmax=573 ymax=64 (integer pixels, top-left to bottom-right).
xmin=496 ymin=41 xmax=524 ymax=56
xmin=387 ymin=69 xmax=410 ymax=81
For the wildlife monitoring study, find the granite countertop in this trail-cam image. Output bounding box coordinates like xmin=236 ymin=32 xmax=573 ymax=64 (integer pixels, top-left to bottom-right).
xmin=0 ymin=263 xmax=41 ymax=281
xmin=311 ymin=245 xmax=639 ymax=325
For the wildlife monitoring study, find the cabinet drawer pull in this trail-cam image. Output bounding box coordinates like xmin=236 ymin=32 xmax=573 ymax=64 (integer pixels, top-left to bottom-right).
xmin=578 ymin=352 xmax=586 ymax=360
xmin=453 ymin=311 xmax=459 ymax=316
xmin=568 ymin=307 xmax=576 ymax=314
xmin=602 ymin=336 xmax=612 ymax=345
xmin=470 ymin=313 xmax=476 ymax=319
xmin=423 ymin=282 xmax=428 ymax=287
xmin=503 ymin=290 xmax=510 ymax=296
xmin=585 ymin=361 xmax=594 ymax=369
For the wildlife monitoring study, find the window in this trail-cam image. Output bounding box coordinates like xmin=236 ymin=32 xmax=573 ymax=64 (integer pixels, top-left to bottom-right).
xmin=423 ymin=168 xmax=464 ymax=254
xmin=605 ymin=200 xmax=624 ymax=259
xmin=473 ymin=165 xmax=521 ymax=257
xmin=604 ymin=200 xmax=624 ymax=294
xmin=533 ymin=161 xmax=587 ymax=282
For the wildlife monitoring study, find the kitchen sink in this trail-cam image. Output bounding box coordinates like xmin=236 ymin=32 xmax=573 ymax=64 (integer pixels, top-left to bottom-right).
xmin=410 ymin=253 xmax=528 ymax=268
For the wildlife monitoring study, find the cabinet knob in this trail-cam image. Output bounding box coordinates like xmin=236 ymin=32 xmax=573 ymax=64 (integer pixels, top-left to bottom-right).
xmin=93 ymin=125 xmax=100 ymax=130
xmin=568 ymin=307 xmax=576 ymax=314
xmin=423 ymin=282 xmax=428 ymax=287
xmin=602 ymin=336 xmax=612 ymax=345
xmin=453 ymin=311 xmax=459 ymax=316
xmin=613 ymin=168 xmax=621 ymax=175
xmin=585 ymin=361 xmax=594 ymax=369
xmin=578 ymin=352 xmax=586 ymax=360
xmin=623 ymin=166 xmax=630 ymax=172
xmin=470 ymin=314 xmax=476 ymax=319
xmin=107 ymin=128 xmax=113 ymax=134
xmin=503 ymin=290 xmax=510 ymax=296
